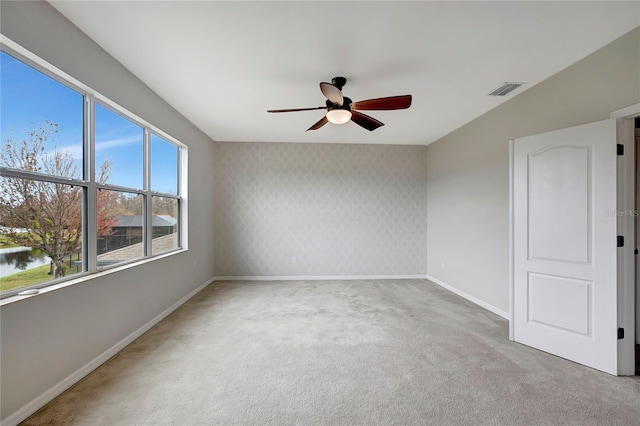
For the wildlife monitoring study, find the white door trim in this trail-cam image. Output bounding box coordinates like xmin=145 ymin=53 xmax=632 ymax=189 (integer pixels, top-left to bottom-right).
xmin=509 ymin=139 xmax=515 ymax=341
xmin=611 ymin=102 xmax=639 ymax=375
xmin=611 ymin=103 xmax=640 ymax=119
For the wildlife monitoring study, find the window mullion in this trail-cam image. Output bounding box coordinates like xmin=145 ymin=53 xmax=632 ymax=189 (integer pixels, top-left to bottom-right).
xmin=86 ymin=96 xmax=98 ymax=272
xmin=0 ymin=167 xmax=85 ymax=185
xmin=144 ymin=128 xmax=152 ymax=257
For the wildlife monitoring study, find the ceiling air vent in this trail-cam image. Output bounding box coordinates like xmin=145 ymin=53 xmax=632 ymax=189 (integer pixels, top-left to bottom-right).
xmin=488 ymin=82 xmax=525 ymax=97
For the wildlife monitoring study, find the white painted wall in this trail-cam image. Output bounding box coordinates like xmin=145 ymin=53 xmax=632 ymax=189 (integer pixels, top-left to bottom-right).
xmin=214 ymin=142 xmax=427 ymax=277
xmin=0 ymin=2 xmax=216 ymax=423
xmin=426 ymin=27 xmax=640 ymax=314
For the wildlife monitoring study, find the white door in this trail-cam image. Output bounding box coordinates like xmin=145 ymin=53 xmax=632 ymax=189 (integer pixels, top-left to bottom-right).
xmin=511 ymin=119 xmax=618 ymax=375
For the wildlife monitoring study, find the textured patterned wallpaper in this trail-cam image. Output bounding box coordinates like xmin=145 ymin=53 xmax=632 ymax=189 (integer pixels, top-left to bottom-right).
xmin=214 ymin=142 xmax=427 ymax=277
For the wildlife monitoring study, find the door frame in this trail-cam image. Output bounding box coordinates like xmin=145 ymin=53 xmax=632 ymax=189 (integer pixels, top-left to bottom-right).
xmin=611 ymin=103 xmax=640 ymax=375
xmin=509 ymin=103 xmax=639 ymax=375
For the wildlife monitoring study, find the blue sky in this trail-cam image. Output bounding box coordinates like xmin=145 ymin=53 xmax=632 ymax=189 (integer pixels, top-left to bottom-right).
xmin=1 ymin=51 xmax=178 ymax=195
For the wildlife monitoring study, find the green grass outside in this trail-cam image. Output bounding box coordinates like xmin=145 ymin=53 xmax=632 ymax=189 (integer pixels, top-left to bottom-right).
xmin=0 ymin=252 xmax=83 ymax=293
xmin=0 ymin=264 xmax=53 ymax=292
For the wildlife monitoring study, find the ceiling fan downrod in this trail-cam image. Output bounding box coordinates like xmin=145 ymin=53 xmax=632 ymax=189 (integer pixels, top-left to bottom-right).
xmin=331 ymin=76 xmax=347 ymax=91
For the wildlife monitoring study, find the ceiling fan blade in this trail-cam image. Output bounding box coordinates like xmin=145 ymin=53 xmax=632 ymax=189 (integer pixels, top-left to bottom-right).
xmin=320 ymin=82 xmax=344 ymax=106
xmin=267 ymin=106 xmax=326 ymax=113
xmin=350 ymin=95 xmax=412 ymax=111
xmin=306 ymin=116 xmax=328 ymax=131
xmin=350 ymin=111 xmax=384 ymax=131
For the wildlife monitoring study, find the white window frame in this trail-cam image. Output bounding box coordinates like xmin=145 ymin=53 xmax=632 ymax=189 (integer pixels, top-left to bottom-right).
xmin=0 ymin=37 xmax=188 ymax=299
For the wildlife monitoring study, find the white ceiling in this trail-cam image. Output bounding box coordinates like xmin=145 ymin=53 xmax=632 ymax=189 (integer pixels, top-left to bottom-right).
xmin=49 ymin=1 xmax=639 ymax=146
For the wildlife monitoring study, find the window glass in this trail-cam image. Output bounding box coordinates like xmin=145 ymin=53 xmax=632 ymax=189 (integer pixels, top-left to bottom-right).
xmin=95 ymin=103 xmax=143 ymax=189
xmin=0 ymin=52 xmax=84 ymax=178
xmin=0 ymin=177 xmax=84 ymax=292
xmin=97 ymin=190 xmax=144 ymax=265
xmin=151 ymin=196 xmax=179 ymax=255
xmin=0 ymin=46 xmax=184 ymax=296
xmin=151 ymin=134 xmax=178 ymax=195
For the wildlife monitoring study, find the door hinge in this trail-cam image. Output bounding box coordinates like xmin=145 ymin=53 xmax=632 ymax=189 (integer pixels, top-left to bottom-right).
xmin=617 ymin=328 xmax=624 ymax=339
xmin=617 ymin=235 xmax=624 ymax=247
xmin=635 ymin=248 xmax=638 ymax=255
xmin=617 ymin=144 xmax=624 ymax=155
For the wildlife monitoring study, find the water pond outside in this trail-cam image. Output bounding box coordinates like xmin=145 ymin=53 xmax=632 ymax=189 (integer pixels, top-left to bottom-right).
xmin=0 ymin=246 xmax=51 ymax=278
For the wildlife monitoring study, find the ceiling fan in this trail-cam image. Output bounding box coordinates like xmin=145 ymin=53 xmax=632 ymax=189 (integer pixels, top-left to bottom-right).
xmin=267 ymin=77 xmax=412 ymax=132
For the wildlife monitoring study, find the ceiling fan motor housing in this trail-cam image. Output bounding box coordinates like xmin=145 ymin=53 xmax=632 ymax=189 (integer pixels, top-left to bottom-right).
xmin=331 ymin=76 xmax=347 ymax=91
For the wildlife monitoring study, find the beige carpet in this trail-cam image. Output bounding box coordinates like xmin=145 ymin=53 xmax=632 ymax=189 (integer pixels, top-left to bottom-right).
xmin=22 ymin=279 xmax=640 ymax=425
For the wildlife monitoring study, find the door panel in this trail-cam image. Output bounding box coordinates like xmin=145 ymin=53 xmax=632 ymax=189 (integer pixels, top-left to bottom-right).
xmin=528 ymin=146 xmax=590 ymax=263
xmin=527 ymin=273 xmax=591 ymax=336
xmin=511 ymin=119 xmax=618 ymax=375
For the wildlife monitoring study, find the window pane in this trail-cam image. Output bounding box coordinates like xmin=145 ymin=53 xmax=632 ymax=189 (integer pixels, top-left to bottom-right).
xmin=0 ymin=176 xmax=84 ymax=292
xmin=95 ymin=104 xmax=143 ymax=189
xmin=151 ymin=134 xmax=178 ymax=195
xmin=97 ymin=190 xmax=144 ymax=266
xmin=1 ymin=52 xmax=83 ymax=178
xmin=151 ymin=196 xmax=179 ymax=255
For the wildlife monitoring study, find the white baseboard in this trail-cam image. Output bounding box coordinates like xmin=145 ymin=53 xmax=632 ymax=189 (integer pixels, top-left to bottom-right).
xmin=213 ymin=274 xmax=428 ymax=281
xmin=2 ymin=277 xmax=214 ymax=426
xmin=426 ymin=275 xmax=509 ymax=319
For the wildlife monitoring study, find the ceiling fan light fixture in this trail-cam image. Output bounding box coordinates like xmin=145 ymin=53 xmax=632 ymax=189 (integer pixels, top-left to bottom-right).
xmin=326 ymin=109 xmax=352 ymax=125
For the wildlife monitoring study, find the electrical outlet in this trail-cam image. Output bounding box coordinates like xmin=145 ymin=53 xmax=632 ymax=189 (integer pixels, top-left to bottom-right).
xmin=440 ymin=260 xmax=445 ymax=269
xmin=292 ymin=256 xmax=297 ymax=264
